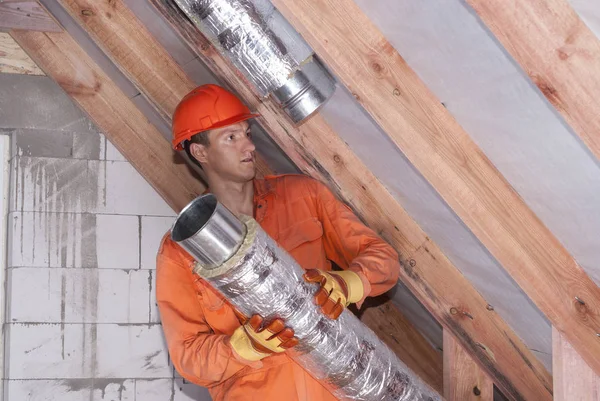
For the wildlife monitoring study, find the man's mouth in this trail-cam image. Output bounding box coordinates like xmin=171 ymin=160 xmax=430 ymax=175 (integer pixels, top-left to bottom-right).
xmin=241 ymin=157 xmax=254 ymax=163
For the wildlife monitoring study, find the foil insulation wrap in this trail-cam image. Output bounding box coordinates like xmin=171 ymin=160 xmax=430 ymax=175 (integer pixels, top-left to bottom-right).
xmin=173 ymin=0 xmax=305 ymax=97
xmin=194 ymin=217 xmax=442 ymax=401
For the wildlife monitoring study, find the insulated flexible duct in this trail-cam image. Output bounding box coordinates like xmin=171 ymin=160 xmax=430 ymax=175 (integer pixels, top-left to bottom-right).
xmin=171 ymin=194 xmax=442 ymax=401
xmin=172 ymin=0 xmax=336 ymax=123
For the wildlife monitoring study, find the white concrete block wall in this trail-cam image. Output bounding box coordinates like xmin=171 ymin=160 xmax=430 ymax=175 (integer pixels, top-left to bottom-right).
xmin=1 ymin=73 xmax=212 ymax=400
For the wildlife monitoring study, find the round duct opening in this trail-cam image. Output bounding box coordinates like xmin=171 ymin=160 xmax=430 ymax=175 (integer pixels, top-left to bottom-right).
xmin=171 ymin=194 xmax=247 ymax=269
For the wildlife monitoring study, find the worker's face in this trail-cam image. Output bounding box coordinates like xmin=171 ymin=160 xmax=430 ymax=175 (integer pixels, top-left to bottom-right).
xmin=191 ymin=121 xmax=256 ymax=183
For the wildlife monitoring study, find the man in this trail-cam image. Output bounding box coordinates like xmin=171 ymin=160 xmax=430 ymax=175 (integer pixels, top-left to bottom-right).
xmin=156 ymin=84 xmax=400 ymax=400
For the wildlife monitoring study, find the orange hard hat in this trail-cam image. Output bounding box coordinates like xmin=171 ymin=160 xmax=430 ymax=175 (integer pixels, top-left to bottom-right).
xmin=172 ymin=84 xmax=260 ymax=150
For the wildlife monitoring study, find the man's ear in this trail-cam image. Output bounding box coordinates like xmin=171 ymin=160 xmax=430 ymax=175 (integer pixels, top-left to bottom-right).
xmin=190 ymin=143 xmax=209 ymax=164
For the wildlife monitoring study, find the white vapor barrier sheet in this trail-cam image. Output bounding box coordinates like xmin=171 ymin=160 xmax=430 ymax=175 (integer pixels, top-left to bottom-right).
xmin=194 ymin=218 xmax=442 ymax=401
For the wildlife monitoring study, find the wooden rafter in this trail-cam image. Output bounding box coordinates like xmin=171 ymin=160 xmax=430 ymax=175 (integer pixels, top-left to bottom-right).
xmin=148 ymin=1 xmax=552 ymax=399
xmin=443 ymin=329 xmax=493 ymax=401
xmin=11 ymin=29 xmax=205 ymax=212
xmin=0 ymin=1 xmax=61 ymax=32
xmin=360 ymin=299 xmax=443 ymax=393
xmin=46 ymin=0 xmax=272 ymax=178
xmin=465 ymin=0 xmax=600 ymax=164
xmin=269 ymin=0 xmax=600 ymax=378
xmin=552 ymin=326 xmax=600 ymax=400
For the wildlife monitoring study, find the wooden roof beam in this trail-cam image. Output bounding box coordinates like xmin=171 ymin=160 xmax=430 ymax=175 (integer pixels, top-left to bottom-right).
xmin=149 ymin=1 xmax=552 ymax=399
xmin=443 ymin=329 xmax=493 ymax=401
xmin=465 ymin=0 xmax=600 ymax=164
xmin=270 ymin=0 xmax=600 ymax=378
xmin=553 ymin=326 xmax=600 ymax=400
xmin=0 ymin=1 xmax=61 ymax=32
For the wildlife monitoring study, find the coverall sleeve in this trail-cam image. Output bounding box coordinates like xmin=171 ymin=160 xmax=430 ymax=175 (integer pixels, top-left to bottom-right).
xmin=310 ymin=179 xmax=401 ymax=299
xmin=156 ymin=234 xmax=251 ymax=387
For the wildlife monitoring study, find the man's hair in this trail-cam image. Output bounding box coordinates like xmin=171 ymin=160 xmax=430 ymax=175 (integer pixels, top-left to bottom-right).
xmin=183 ymin=131 xmax=210 ymax=169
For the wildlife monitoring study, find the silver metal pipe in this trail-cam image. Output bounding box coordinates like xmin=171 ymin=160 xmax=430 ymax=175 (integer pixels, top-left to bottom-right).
xmin=171 ymin=194 xmax=246 ymax=269
xmin=171 ymin=195 xmax=442 ymax=401
xmin=172 ymin=0 xmax=336 ymax=123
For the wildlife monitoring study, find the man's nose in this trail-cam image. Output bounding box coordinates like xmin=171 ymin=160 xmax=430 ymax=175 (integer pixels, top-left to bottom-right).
xmin=242 ymin=135 xmax=256 ymax=153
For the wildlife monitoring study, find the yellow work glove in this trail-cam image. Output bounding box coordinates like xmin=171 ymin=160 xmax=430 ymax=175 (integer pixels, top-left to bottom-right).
xmin=229 ymin=314 xmax=299 ymax=362
xmin=303 ymin=269 xmax=365 ymax=320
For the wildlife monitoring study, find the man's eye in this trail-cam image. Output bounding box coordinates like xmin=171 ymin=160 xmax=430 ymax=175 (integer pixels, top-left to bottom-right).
xmin=228 ymin=134 xmax=235 ymax=140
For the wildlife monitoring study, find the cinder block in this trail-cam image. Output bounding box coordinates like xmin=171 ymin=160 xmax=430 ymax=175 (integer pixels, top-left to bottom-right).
xmin=11 ymin=157 xmax=104 ymax=213
xmin=174 ymin=377 xmax=212 ymax=401
xmin=0 ymin=74 xmax=97 ymax=134
xmin=11 ymin=129 xmax=74 ymax=159
xmin=10 ymin=129 xmax=105 ymax=161
xmin=9 ymin=212 xmax=140 ymax=270
xmin=5 ymin=323 xmax=94 ymax=379
xmin=9 ymin=212 xmax=98 ymax=268
xmin=8 ymin=268 xmax=151 ymax=324
xmin=141 ymin=216 xmax=174 ymax=270
xmin=72 ymin=132 xmax=104 ymax=160
xmin=4 ymin=379 xmax=135 ymax=401
xmin=6 ymin=323 xmax=171 ymax=380
xmin=65 ymin=269 xmax=151 ymax=324
xmin=6 ymin=268 xmax=63 ymax=322
xmin=135 ymin=378 xmax=174 ymax=400
xmin=96 ymin=214 xmax=140 ymax=270
xmin=101 ymin=161 xmax=174 ymax=216
xmin=94 ymin=324 xmax=171 ymax=378
xmin=150 ymin=270 xmax=159 ymax=323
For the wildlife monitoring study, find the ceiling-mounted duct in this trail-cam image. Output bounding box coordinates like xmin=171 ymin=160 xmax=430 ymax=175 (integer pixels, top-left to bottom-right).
xmin=172 ymin=0 xmax=336 ymax=123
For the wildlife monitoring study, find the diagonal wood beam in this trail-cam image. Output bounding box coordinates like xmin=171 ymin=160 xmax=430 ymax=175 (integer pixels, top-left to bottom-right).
xmin=43 ymin=0 xmax=272 ymax=178
xmin=361 ymin=299 xmax=443 ymax=393
xmin=0 ymin=1 xmax=62 ymax=32
xmin=149 ymin=1 xmax=552 ymax=399
xmin=11 ymin=29 xmax=205 ymax=212
xmin=270 ymin=0 xmax=600 ymax=378
xmin=464 ymin=0 xmax=600 ymax=164
xmin=443 ymin=329 xmax=493 ymax=401
xmin=552 ymin=326 xmax=600 ymax=400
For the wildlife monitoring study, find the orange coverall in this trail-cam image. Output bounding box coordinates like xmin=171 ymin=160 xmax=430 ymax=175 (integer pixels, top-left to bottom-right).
xmin=156 ymin=174 xmax=401 ymax=401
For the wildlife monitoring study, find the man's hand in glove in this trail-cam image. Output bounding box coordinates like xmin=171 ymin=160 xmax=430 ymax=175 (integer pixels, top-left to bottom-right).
xmin=303 ymin=269 xmax=365 ymax=319
xmin=229 ymin=314 xmax=299 ymax=362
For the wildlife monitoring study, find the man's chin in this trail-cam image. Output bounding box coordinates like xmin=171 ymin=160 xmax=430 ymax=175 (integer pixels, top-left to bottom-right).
xmin=238 ymin=165 xmax=256 ymax=181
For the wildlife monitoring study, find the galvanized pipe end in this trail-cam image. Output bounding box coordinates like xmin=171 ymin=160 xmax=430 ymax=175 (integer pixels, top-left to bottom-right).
xmin=171 ymin=194 xmax=247 ymax=270
xmin=272 ymin=56 xmax=336 ymax=123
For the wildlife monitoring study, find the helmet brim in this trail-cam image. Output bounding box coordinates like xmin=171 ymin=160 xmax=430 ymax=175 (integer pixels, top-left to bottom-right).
xmin=173 ymin=112 xmax=260 ymax=150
